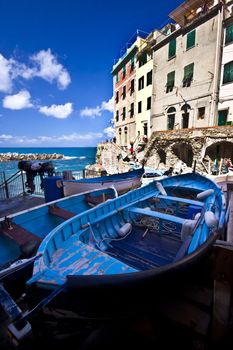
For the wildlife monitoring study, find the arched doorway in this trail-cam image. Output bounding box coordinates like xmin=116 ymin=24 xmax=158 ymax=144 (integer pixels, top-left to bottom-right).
xmin=167 ymin=107 xmax=176 ymax=130
xmin=172 ymin=142 xmax=193 ymax=167
xmin=181 ymin=103 xmax=191 ymax=129
xmin=205 ymin=141 xmax=233 ymax=161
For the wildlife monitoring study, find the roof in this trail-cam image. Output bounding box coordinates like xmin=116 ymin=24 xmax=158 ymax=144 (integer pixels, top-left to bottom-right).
xmin=169 ymin=0 xmax=214 ymax=27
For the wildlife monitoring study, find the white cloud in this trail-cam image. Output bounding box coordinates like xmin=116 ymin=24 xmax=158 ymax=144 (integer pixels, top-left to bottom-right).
xmin=80 ymin=96 xmax=114 ymax=118
xmin=39 ymin=102 xmax=73 ymax=119
xmin=0 ymin=132 xmax=103 ymax=145
xmin=0 ymin=49 xmax=71 ymax=92
xmin=0 ymin=134 xmax=13 ymax=141
xmin=3 ymin=90 xmax=32 ymax=110
xmin=101 ymin=96 xmax=114 ymax=113
xmin=80 ymin=106 xmax=101 ymax=118
xmin=29 ymin=49 xmax=71 ymax=89
xmin=103 ymin=126 xmax=115 ymax=138
xmin=0 ymin=54 xmax=12 ymax=92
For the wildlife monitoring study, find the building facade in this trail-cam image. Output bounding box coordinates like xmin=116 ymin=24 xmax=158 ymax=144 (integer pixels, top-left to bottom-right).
xmin=109 ymin=0 xmax=233 ymax=173
xmin=218 ymin=2 xmax=233 ymax=125
xmin=151 ymin=0 xmax=223 ymax=134
xmin=112 ymin=37 xmax=140 ymax=148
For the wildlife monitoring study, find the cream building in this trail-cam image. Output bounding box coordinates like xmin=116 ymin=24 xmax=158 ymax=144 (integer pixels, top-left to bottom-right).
xmin=218 ymin=1 xmax=233 ymax=125
xmin=135 ymin=31 xmax=156 ymax=140
xmin=151 ymin=0 xmax=223 ymax=134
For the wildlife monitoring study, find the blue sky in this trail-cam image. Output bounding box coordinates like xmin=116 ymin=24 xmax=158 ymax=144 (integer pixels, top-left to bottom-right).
xmin=0 ymin=0 xmax=182 ymax=147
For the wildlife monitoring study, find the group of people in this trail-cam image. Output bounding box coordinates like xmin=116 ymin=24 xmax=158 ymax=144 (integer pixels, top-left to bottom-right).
xmin=211 ymin=158 xmax=232 ymax=175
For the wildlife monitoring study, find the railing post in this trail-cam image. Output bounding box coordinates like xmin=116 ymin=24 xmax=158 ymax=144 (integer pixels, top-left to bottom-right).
xmin=3 ymin=172 xmax=9 ymax=199
xmin=20 ymin=170 xmax=26 ymax=195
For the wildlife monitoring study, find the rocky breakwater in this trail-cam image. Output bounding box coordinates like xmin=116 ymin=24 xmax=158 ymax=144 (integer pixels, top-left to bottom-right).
xmin=0 ymin=152 xmax=64 ymax=162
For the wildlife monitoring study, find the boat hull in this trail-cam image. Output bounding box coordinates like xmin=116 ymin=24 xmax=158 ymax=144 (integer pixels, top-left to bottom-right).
xmin=26 ymin=173 xmax=226 ymax=315
xmin=63 ymin=176 xmax=142 ymax=196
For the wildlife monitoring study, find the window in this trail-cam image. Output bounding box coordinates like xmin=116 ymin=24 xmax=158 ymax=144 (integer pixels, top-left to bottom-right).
xmin=116 ymin=110 xmax=119 ymax=122
xmin=139 ymin=52 xmax=147 ymax=67
xmin=147 ymin=97 xmax=151 ymax=110
xmin=223 ymin=61 xmax=233 ymax=84
xmin=122 ymin=107 xmax=126 ymax=120
xmin=124 ymin=127 xmax=128 ymax=144
xmin=147 ymin=70 xmax=152 ymax=86
xmin=138 ymin=101 xmax=142 ymax=113
xmin=130 ymin=103 xmax=134 ymax=117
xmin=168 ymin=38 xmax=176 ymax=59
xmin=198 ymin=107 xmax=205 ymax=119
xmin=130 ymin=79 xmax=135 ymax=94
xmin=181 ymin=104 xmax=190 ymax=129
xmin=218 ymin=110 xmax=228 ymax=126
xmin=115 ymin=91 xmax=119 ymax=103
xmin=186 ymin=30 xmax=196 ymax=50
xmin=225 ymin=24 xmax=233 ymax=45
xmin=183 ymin=63 xmax=194 ymax=87
xmin=122 ymin=65 xmax=126 ymax=79
xmin=116 ymin=73 xmax=119 ymax=83
xmin=122 ymin=86 xmax=126 ymax=99
xmin=167 ymin=107 xmax=176 ymax=130
xmin=166 ymin=71 xmax=175 ymax=93
xmin=138 ymin=76 xmax=144 ymax=90
xmin=130 ymin=56 xmax=135 ymax=71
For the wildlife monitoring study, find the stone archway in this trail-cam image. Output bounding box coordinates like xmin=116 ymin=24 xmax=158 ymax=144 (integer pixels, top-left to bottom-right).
xmin=205 ymin=141 xmax=233 ymax=161
xmin=172 ymin=142 xmax=193 ymax=167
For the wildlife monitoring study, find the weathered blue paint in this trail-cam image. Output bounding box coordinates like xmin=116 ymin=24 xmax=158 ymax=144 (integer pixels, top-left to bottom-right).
xmin=26 ymin=173 xmax=226 ymax=292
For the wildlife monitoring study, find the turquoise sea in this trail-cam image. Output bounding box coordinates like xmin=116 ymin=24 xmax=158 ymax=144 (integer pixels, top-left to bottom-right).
xmin=0 ymin=147 xmax=97 ymax=178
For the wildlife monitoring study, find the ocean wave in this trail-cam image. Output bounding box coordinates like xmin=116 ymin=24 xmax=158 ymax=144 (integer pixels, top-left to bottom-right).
xmin=62 ymin=156 xmax=78 ymax=160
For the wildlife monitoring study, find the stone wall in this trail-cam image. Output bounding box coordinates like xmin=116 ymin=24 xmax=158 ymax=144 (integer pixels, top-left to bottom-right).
xmin=0 ymin=153 xmax=64 ymax=162
xmin=96 ymin=126 xmax=233 ymax=175
xmin=143 ymin=126 xmax=233 ymax=172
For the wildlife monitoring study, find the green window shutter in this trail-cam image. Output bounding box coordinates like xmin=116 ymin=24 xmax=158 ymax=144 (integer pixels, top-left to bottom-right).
xmin=168 ymin=38 xmax=176 ymax=59
xmin=167 ymin=115 xmax=175 ymax=130
xmin=223 ymin=61 xmax=233 ymax=84
xmin=116 ymin=73 xmax=119 ymax=83
xmin=225 ymin=24 xmax=233 ymax=45
xmin=122 ymin=65 xmax=126 ymax=78
xmin=186 ymin=30 xmax=196 ymax=49
xmin=167 ymin=71 xmax=175 ymax=87
xmin=183 ymin=63 xmax=194 ymax=80
xmin=130 ymin=56 xmax=135 ymax=70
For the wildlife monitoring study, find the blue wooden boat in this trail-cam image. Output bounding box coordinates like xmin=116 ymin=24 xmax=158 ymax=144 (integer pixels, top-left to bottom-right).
xmin=26 ymin=173 xmax=226 ymax=314
xmin=0 ymin=187 xmax=117 ymax=268
xmin=62 ymin=167 xmax=144 ymax=197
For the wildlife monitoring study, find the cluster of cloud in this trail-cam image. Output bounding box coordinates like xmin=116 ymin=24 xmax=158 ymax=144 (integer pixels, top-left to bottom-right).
xmin=0 ymin=49 xmax=71 ymax=93
xmin=0 ymin=49 xmax=74 ymax=119
xmin=80 ymin=96 xmax=114 ymax=118
xmin=0 ymin=49 xmax=114 ymax=143
xmin=0 ymin=131 xmax=103 ymax=145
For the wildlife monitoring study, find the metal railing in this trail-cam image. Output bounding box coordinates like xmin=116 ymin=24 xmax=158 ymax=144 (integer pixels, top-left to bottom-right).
xmin=0 ymin=168 xmax=103 ymax=200
xmin=0 ymin=171 xmax=45 ymax=199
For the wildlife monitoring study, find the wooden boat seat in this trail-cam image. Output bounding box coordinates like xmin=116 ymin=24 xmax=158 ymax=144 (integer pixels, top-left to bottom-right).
xmin=1 ymin=223 xmax=41 ymax=247
xmin=156 ymin=195 xmax=204 ymax=207
xmin=128 ymin=206 xmax=186 ymax=225
xmin=48 ymin=206 xmax=76 ymax=220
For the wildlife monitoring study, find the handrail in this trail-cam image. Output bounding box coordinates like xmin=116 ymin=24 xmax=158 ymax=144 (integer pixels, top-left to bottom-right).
xmin=0 ymin=170 xmax=22 ymax=188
